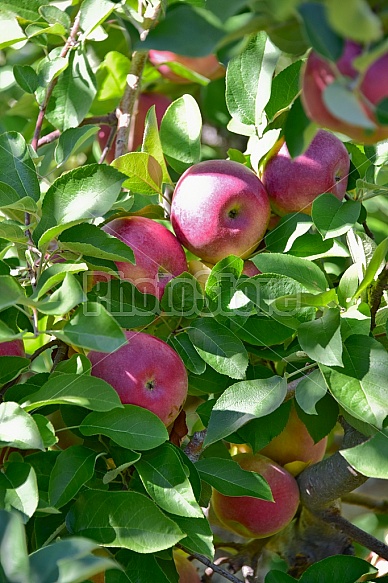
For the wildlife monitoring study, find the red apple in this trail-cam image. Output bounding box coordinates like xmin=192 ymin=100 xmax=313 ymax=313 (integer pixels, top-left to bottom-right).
xmin=171 ymin=160 xmax=271 ymax=264
xmin=242 ymin=260 xmax=260 ymax=277
xmin=211 ymin=453 xmax=300 ymax=539
xmin=88 ymin=331 xmax=188 ymax=426
xmin=301 ymin=42 xmax=388 ymax=144
xmin=0 ymin=340 xmax=25 ymax=357
xmin=261 ymin=130 xmax=350 ymax=216
xmin=98 ymin=92 xmax=171 ymax=163
xmin=148 ymin=50 xmax=224 ymax=84
xmin=173 ymin=550 xmax=201 ymax=583
xmin=102 ymin=216 xmax=187 ymax=300
xmin=259 ymin=403 xmax=327 ymax=466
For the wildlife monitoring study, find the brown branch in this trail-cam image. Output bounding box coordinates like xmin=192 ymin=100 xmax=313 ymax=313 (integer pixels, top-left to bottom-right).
xmin=184 ymin=430 xmax=207 ymax=463
xmin=342 ymin=492 xmax=388 ymax=514
xmin=115 ymin=50 xmax=148 ymax=158
xmin=37 ymin=112 xmax=117 ymax=149
xmin=99 ymin=124 xmax=117 ymax=164
xmin=30 ymin=339 xmax=60 ymax=361
xmin=320 ymin=509 xmax=388 ymax=561
xmin=31 ymin=10 xmax=81 ymax=152
xmin=184 ymin=550 xmax=242 ymax=583
xmin=362 ymin=220 xmax=375 ymax=240
xmin=369 ymin=261 xmax=388 ymax=330
xmin=51 ymin=341 xmax=69 ymax=371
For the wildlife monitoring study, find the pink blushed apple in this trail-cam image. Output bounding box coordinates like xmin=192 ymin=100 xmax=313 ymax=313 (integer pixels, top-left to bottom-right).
xmin=211 ymin=453 xmax=300 ymax=539
xmin=0 ymin=340 xmax=25 ymax=357
xmin=102 ymin=216 xmax=188 ymax=299
xmin=261 ymin=130 xmax=350 ymax=216
xmin=88 ymin=331 xmax=188 ymax=426
xmin=301 ymin=43 xmax=388 ymax=144
xmin=148 ymin=50 xmax=224 ymax=84
xmin=170 ymin=160 xmax=271 ymax=264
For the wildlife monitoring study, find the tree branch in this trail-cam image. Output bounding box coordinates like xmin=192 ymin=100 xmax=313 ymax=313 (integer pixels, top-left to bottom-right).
xmin=342 ymin=492 xmax=388 ymax=513
xmin=185 ymin=550 xmax=242 ymax=583
xmin=369 ymin=261 xmax=388 ymax=330
xmin=184 ymin=429 xmax=207 ymax=463
xmin=37 ymin=112 xmax=117 ymax=149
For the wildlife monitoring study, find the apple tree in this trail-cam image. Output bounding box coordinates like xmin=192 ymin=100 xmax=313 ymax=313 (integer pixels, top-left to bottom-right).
xmin=0 ymin=1 xmax=388 ymax=582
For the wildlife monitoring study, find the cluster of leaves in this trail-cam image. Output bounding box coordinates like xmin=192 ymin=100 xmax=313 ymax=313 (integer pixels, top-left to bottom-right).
xmin=1 ymin=0 xmax=388 ymax=582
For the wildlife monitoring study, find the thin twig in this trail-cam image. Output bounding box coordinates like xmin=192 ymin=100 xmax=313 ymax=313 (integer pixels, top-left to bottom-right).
xmin=184 ymin=550 xmax=242 ymax=583
xmin=369 ymin=261 xmax=388 ymax=330
xmin=99 ymin=124 xmax=117 ymax=164
xmin=362 ymin=220 xmax=375 ymax=240
xmin=36 ymin=112 xmax=118 ymax=149
xmin=51 ymin=341 xmax=69 ymax=371
xmin=184 ymin=430 xmax=207 ymax=463
xmin=30 ymin=339 xmax=60 ymax=361
xmin=342 ymin=492 xmax=388 ymax=514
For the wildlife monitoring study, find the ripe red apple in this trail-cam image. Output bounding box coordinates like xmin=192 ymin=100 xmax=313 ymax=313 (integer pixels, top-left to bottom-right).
xmin=211 ymin=453 xmax=300 ymax=539
xmin=259 ymin=403 xmax=327 ymax=466
xmin=301 ymin=42 xmax=388 ymax=144
xmin=88 ymin=331 xmax=188 ymax=426
xmin=173 ymin=550 xmax=201 ymax=583
xmin=171 ymin=160 xmax=271 ymax=264
xmin=102 ymin=216 xmax=187 ymax=300
xmin=261 ymin=130 xmax=350 ymax=216
xmin=242 ymin=260 xmax=260 ymax=277
xmin=98 ymin=92 xmax=171 ymax=163
xmin=0 ymin=340 xmax=25 ymax=357
xmin=148 ymin=50 xmax=224 ymax=84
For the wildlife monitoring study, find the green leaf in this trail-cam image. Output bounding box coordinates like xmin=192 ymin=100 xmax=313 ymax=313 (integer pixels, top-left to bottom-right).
xmin=0 ymin=510 xmax=30 ymax=583
xmin=161 ymin=272 xmax=204 ymax=318
xmin=80 ymin=405 xmax=168 ymax=451
xmin=29 ymin=537 xmax=119 ymax=583
xmin=298 ymin=308 xmax=343 ymax=367
xmin=160 ymin=95 xmax=202 ymax=174
xmin=79 ymin=0 xmax=116 ymax=38
xmin=34 ymin=164 xmax=126 ymax=247
xmin=33 ymin=414 xmax=57 ymax=448
xmin=376 ymin=97 xmax=388 ymax=126
xmin=166 ymin=514 xmax=214 ymax=559
xmin=265 ymin=60 xmax=303 ymax=122
xmin=0 ymin=402 xmax=44 ymax=450
xmin=103 ymin=451 xmax=141 ymax=485
xmin=230 ymin=313 xmax=294 ymax=347
xmin=0 ymin=356 xmax=29 ymax=386
xmin=13 ymin=64 xmax=38 ymax=93
xmin=22 ymin=373 xmax=123 ymax=412
xmin=67 ymin=490 xmax=185 ymax=552
xmin=169 ymin=333 xmax=206 ymax=375
xmin=312 ymin=194 xmax=361 ymax=240
xmin=320 ymin=335 xmax=388 ymax=428
xmin=188 ymin=318 xmax=248 ymax=379
xmin=0 ymin=220 xmax=28 ymax=242
xmin=0 ymin=182 xmax=37 ymax=215
xmin=326 ymin=0 xmax=382 ymax=43
xmin=0 ymin=132 xmax=40 ymax=201
xmin=265 ymin=571 xmax=296 ymax=583
xmin=39 ymin=4 xmax=71 ymax=28
xmin=1 ymin=462 xmax=38 ymax=522
xmin=92 ymin=279 xmax=159 ymax=330
xmin=323 ymin=81 xmax=376 ymax=130
xmin=226 ymin=31 xmax=280 ymax=128
xmin=59 ymin=223 xmax=135 ymax=264
xmin=33 ymin=272 xmax=86 ymax=315
xmin=135 ymin=443 xmax=203 ymax=518
xmin=45 ymin=48 xmax=97 ymax=131
xmin=110 ymin=550 xmax=173 ymax=583
xmin=284 ymin=96 xmax=316 ymax=158
xmin=49 ymin=446 xmax=99 ymax=508
xmin=353 ymin=237 xmax=388 ymax=299
xmin=340 ymin=429 xmax=388 ymax=479
xmin=295 ymin=394 xmax=338 ymax=443
xmin=204 ymin=376 xmax=287 ymax=447
xmin=140 ymin=5 xmax=223 ymax=57
xmin=112 ymin=153 xmax=163 ymax=196
xmin=205 ymin=255 xmax=244 ymax=316
xmin=55 ymin=126 xmax=100 ymax=166
xmin=195 ymin=457 xmax=272 ymax=499
xmin=265 ymin=213 xmax=313 ymax=253
xmin=299 ymin=554 xmax=377 ymax=583
xmin=251 ymin=253 xmax=327 ymax=292
xmin=299 ymin=3 xmax=344 ymax=61
xmin=142 ymin=106 xmax=172 ymax=185
xmin=295 ymin=370 xmax=328 ymax=415
xmin=34 ymin=263 xmax=88 ymax=299
xmin=54 ymin=302 xmax=127 ymax=352
xmin=0 ymin=13 xmax=26 ymax=50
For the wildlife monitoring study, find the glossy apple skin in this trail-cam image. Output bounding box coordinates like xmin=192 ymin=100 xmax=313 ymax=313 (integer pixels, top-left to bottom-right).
xmin=171 ymin=160 xmax=271 ymax=264
xmin=173 ymin=550 xmax=201 ymax=583
xmin=261 ymin=130 xmax=350 ymax=216
xmin=148 ymin=50 xmax=224 ymax=84
xmin=0 ymin=340 xmax=25 ymax=357
xmin=88 ymin=331 xmax=188 ymax=426
xmin=301 ymin=43 xmax=388 ymax=144
xmin=102 ymin=216 xmax=187 ymax=300
xmin=212 ymin=453 xmax=300 ymax=539
xmin=260 ymin=404 xmax=327 ymax=466
xmin=98 ymin=92 xmax=171 ymax=163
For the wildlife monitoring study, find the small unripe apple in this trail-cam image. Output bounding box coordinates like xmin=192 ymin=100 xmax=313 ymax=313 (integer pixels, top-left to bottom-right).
xmin=173 ymin=550 xmax=201 ymax=583
xmin=98 ymin=92 xmax=171 ymax=163
xmin=211 ymin=453 xmax=300 ymax=539
xmin=301 ymin=42 xmax=388 ymax=144
xmin=261 ymin=130 xmax=349 ymax=216
xmin=88 ymin=331 xmax=188 ymax=426
xmin=171 ymin=160 xmax=271 ymax=264
xmin=102 ymin=216 xmax=188 ymax=300
xmin=259 ymin=403 xmax=327 ymax=466
xmin=148 ymin=50 xmax=224 ymax=84
xmin=0 ymin=340 xmax=25 ymax=357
